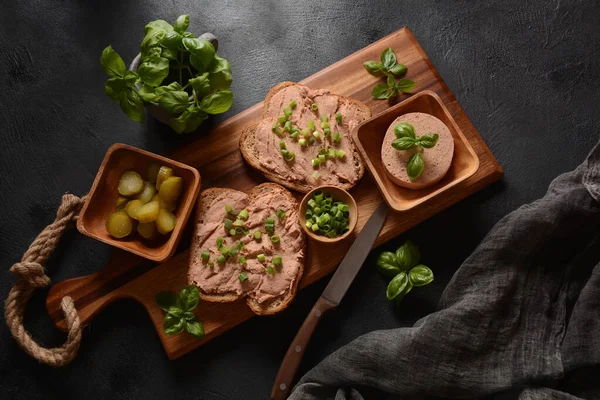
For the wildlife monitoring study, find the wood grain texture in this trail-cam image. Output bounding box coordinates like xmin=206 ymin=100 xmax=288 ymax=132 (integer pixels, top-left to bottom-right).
xmin=46 ymin=27 xmax=503 ymax=360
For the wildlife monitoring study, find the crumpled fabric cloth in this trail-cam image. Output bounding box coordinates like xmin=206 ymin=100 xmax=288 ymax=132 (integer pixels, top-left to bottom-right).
xmin=290 ymin=138 xmax=600 ymax=400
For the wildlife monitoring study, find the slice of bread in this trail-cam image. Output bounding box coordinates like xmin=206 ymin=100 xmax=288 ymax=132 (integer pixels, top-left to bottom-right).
xmin=189 ymin=183 xmax=305 ymax=316
xmin=239 ymin=82 xmax=371 ymax=193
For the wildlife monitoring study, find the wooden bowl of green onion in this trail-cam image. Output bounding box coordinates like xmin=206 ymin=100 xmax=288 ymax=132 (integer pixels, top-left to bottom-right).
xmin=299 ymin=186 xmax=358 ymax=243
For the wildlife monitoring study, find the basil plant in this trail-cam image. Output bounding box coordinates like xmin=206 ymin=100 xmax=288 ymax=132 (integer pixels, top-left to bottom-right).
xmin=100 ymin=14 xmax=233 ymax=133
xmin=376 ymin=240 xmax=434 ymax=305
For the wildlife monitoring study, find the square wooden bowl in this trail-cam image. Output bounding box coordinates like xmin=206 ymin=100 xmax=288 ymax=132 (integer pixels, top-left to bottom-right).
xmin=352 ymin=90 xmax=479 ymax=212
xmin=77 ymin=143 xmax=201 ymax=262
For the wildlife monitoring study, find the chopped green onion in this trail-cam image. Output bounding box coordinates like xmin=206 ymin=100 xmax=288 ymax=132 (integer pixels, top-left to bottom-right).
xmin=305 ymin=220 xmax=313 ymax=229
xmin=272 ymin=121 xmax=279 ymax=132
xmin=216 ymin=237 xmax=223 ymax=247
xmin=291 ymin=131 xmax=300 ymax=141
xmin=318 ymin=148 xmax=329 ymax=155
xmin=225 ymin=204 xmax=233 ymax=214
xmin=313 ymin=131 xmax=321 ymax=140
xmin=224 ymin=218 xmax=233 ymax=229
xmin=301 ymin=128 xmax=311 ymax=138
xmin=281 ymin=149 xmax=295 ymax=161
xmin=310 ymin=103 xmax=318 ymax=111
xmin=238 ymin=272 xmax=248 ymax=282
xmin=336 ymin=150 xmax=346 ymax=159
xmin=228 ymin=247 xmax=237 ymax=257
xmin=233 ymin=219 xmax=245 ymax=227
xmin=273 ymin=256 xmax=282 ymax=266
xmin=290 ymin=100 xmax=297 ymax=109
xmin=271 ymin=235 xmax=280 ymax=243
xmin=266 ymin=217 xmax=275 ymax=224
xmin=312 ymin=171 xmax=321 ymax=179
xmin=238 ymin=209 xmax=249 ymax=220
xmin=219 ymin=246 xmax=230 ymax=255
xmin=308 ymin=199 xmax=317 ymax=208
xmin=254 ymin=231 xmax=262 ymax=240
xmin=201 ymin=250 xmax=210 ymax=260
xmin=217 ymin=254 xmax=226 ymax=264
xmin=257 ymin=254 xmax=266 ymax=263
xmin=265 ymin=266 xmax=275 ymax=275
xmin=280 ymin=141 xmax=286 ymax=149
xmin=308 ymin=137 xmax=316 ymax=145
xmin=208 ymin=261 xmax=214 ymax=267
xmin=307 ymin=120 xmax=315 ymax=131
xmin=239 ymin=255 xmax=247 ymax=265
xmin=333 ymin=132 xmax=341 ymax=143
xmin=311 ymin=223 xmax=320 ymax=232
xmin=283 ymin=107 xmax=292 ymax=117
xmin=284 ymin=120 xmax=293 ymax=132
xmin=304 ymin=191 xmax=351 ymax=238
xmin=314 ymin=191 xmax=323 ymax=204
xmin=265 ymin=223 xmax=275 ymax=233
xmin=335 ymin=113 xmax=342 ymax=124
xmin=237 ymin=241 xmax=244 ymax=250
xmin=234 ymin=227 xmax=245 ymax=235
xmin=328 ymin=149 xmax=336 ymax=159
xmin=318 ymin=154 xmax=326 ymax=163
xmin=278 ymin=115 xmax=288 ymax=124
xmin=276 ymin=209 xmax=286 ymax=219
xmin=323 ymin=128 xmax=331 ymax=136
xmin=312 ymin=158 xmax=320 ymax=167
xmin=320 ymin=114 xmax=328 ymax=122
xmin=273 ymin=128 xmax=283 ymax=137
xmin=299 ymin=138 xmax=307 ymax=147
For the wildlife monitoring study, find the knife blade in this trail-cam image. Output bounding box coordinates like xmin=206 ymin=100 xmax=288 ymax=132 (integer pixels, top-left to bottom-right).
xmin=271 ymin=202 xmax=389 ymax=400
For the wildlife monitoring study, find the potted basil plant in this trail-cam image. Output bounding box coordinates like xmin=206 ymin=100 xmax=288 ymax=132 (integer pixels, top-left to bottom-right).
xmin=100 ymin=14 xmax=233 ymax=134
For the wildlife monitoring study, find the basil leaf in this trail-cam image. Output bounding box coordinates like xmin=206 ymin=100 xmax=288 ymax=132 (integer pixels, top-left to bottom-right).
xmin=418 ymin=133 xmax=439 ymax=149
xmin=386 ymin=271 xmax=409 ymax=300
xmin=392 ymin=137 xmax=417 ymax=151
xmin=208 ymin=54 xmax=232 ymax=73
xmin=179 ymin=285 xmax=200 ymax=311
xmin=406 ymin=151 xmax=424 ymax=181
xmin=209 ymin=70 xmax=233 ymax=90
xmin=363 ymin=60 xmax=384 ymax=76
xmin=158 ymin=90 xmax=190 ymax=114
xmin=183 ymin=38 xmax=215 ymax=70
xmin=161 ymin=47 xmax=178 ymax=61
xmin=174 ymin=14 xmax=190 ymax=33
xmin=381 ymin=48 xmax=397 ymax=71
xmin=183 ymin=31 xmax=195 ymax=38
xmin=199 ymin=90 xmax=233 ymax=114
xmin=396 ymin=78 xmax=416 ymax=93
xmin=386 ymin=74 xmax=395 ymax=87
xmin=144 ymin=19 xmax=173 ymax=35
xmin=119 ymin=88 xmax=145 ymax=123
xmin=162 ymin=31 xmax=183 ymax=50
xmin=155 ymin=82 xmax=183 ymax=96
xmin=104 ymin=77 xmax=126 ymax=102
xmin=163 ymin=313 xmax=185 ymax=335
xmin=396 ymin=240 xmax=420 ymax=270
xmin=100 ymin=46 xmax=126 ymax=77
xmin=123 ymin=70 xmax=138 ymax=85
xmin=389 ymin=63 xmax=407 ymax=77
xmin=376 ymin=252 xmax=401 ymax=277
xmin=183 ymin=311 xmax=196 ymax=321
xmin=185 ymin=318 xmax=205 ymax=339
xmin=183 ymin=110 xmax=208 ymax=133
xmin=138 ymin=57 xmax=169 ymax=87
xmin=188 ymin=73 xmax=210 ymax=94
xmin=155 ymin=291 xmax=179 ymax=312
xmin=394 ymin=280 xmax=413 ymax=305
xmin=146 ymin=46 xmax=162 ymax=60
xmin=167 ymin=306 xmax=184 ymax=317
xmin=394 ymin=122 xmax=416 ymax=139
xmin=371 ymin=83 xmax=393 ymax=100
xmin=140 ymin=29 xmax=166 ymax=59
xmin=138 ymin=84 xmax=157 ymax=102
xmin=409 ymin=265 xmax=434 ymax=287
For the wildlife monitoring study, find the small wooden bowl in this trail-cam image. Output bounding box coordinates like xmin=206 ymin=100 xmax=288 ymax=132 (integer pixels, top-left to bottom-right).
xmin=299 ymin=186 xmax=358 ymax=244
xmin=352 ymin=90 xmax=480 ymax=212
xmin=77 ymin=143 xmax=201 ymax=262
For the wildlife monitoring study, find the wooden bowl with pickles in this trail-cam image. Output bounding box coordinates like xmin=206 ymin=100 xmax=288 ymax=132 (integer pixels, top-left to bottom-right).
xmin=77 ymin=143 xmax=201 ymax=262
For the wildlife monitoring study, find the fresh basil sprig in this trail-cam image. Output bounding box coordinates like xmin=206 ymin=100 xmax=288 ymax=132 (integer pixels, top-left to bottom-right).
xmin=376 ymin=240 xmax=433 ymax=305
xmin=156 ymin=285 xmax=205 ymax=338
xmin=390 ymin=121 xmax=439 ymax=181
xmin=100 ymin=14 xmax=234 ymax=133
xmin=364 ymin=48 xmax=415 ymax=100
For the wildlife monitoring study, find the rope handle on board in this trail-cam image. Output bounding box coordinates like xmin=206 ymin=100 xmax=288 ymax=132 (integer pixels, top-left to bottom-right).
xmin=4 ymin=193 xmax=87 ymax=367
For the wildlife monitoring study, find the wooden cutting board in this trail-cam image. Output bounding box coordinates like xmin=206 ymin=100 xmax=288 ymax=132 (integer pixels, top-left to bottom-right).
xmin=46 ymin=27 xmax=502 ymax=360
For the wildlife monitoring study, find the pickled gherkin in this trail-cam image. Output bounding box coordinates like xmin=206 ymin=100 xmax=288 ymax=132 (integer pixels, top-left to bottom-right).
xmin=155 ymin=166 xmax=173 ymax=190
xmin=137 ymin=222 xmax=157 ymax=239
xmin=147 ymin=163 xmax=161 ymax=183
xmin=106 ymin=212 xmax=133 ymax=238
xmin=125 ymin=199 xmax=144 ymax=220
xmin=137 ymin=181 xmax=156 ymax=203
xmin=136 ymin=200 xmax=160 ymax=223
xmin=158 ymin=176 xmax=183 ymax=204
xmin=156 ymin=209 xmax=176 ymax=234
xmin=118 ymin=171 xmax=144 ymax=196
xmin=116 ymin=196 xmax=129 ymax=211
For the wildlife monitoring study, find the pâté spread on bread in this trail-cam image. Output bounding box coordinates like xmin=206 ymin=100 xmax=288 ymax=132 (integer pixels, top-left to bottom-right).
xmin=189 ymin=183 xmax=305 ymax=315
xmin=240 ymin=83 xmax=371 ymax=193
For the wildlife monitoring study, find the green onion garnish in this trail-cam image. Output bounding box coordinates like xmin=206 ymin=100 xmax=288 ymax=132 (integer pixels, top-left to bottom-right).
xmin=225 ymin=204 xmax=233 ymax=214
xmin=217 ymin=254 xmax=226 ymax=263
xmin=238 ymin=209 xmax=249 ymax=220
xmin=266 ymin=217 xmax=275 ymax=224
xmin=312 ymin=171 xmax=320 ymax=179
xmin=239 ymin=255 xmax=247 ymax=265
xmin=224 ymin=218 xmax=233 ymax=229
xmin=318 ymin=154 xmax=326 ymax=163
xmin=320 ymin=114 xmax=328 ymax=122
xmin=254 ymin=231 xmax=262 ymax=240
xmin=208 ymin=261 xmax=214 ymax=267
xmin=273 ymin=256 xmax=282 ymax=266
xmin=304 ymin=192 xmax=351 ymax=238
xmin=337 ymin=150 xmax=346 ymax=159
xmin=301 ymin=128 xmax=311 ymax=138
xmin=257 ymin=253 xmax=266 ymax=263
xmin=237 ymin=241 xmax=244 ymax=250
xmin=265 ymin=266 xmax=275 ymax=275
xmin=299 ymin=138 xmax=307 ymax=147
xmin=291 ymin=131 xmax=300 ymax=141
xmin=281 ymin=149 xmax=295 ymax=162
xmin=333 ymin=132 xmax=341 ymax=143
xmin=219 ymin=246 xmax=230 ymax=255
xmin=228 ymin=247 xmax=237 ymax=257
xmin=328 ymin=149 xmax=336 ymax=159
xmin=290 ymin=100 xmax=297 ymax=109
xmin=323 ymin=128 xmax=331 ymax=137
xmin=216 ymin=237 xmax=223 ymax=247
xmin=280 ymin=141 xmax=286 ymax=149
xmin=310 ymin=103 xmax=318 ymax=111
xmin=307 ymin=120 xmax=315 ymax=131
xmin=276 ymin=209 xmax=286 ymax=219
xmin=238 ymin=272 xmax=248 ymax=282
xmin=271 ymin=235 xmax=280 ymax=243
xmin=265 ymin=224 xmax=274 ymax=233
xmin=233 ymin=219 xmax=245 ymax=227
xmin=284 ymin=121 xmax=293 ymax=132
xmin=201 ymin=250 xmax=210 ymax=260
xmin=308 ymin=137 xmax=316 ymax=145
xmin=312 ymin=158 xmax=320 ymax=167
xmin=283 ymin=107 xmax=292 ymax=118
xmin=313 ymin=131 xmax=321 ymax=141
xmin=278 ymin=115 xmax=287 ymax=124
xmin=273 ymin=128 xmax=283 ymax=137
xmin=335 ymin=113 xmax=342 ymax=124
xmin=311 ymin=223 xmax=320 ymax=232
xmin=272 ymin=121 xmax=279 ymax=132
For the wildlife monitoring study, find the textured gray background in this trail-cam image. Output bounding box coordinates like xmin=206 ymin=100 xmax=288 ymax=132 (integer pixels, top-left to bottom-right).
xmin=1 ymin=1 xmax=598 ymax=399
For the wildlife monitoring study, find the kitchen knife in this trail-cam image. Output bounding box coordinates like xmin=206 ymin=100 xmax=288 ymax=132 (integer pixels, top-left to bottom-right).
xmin=271 ymin=202 xmax=389 ymax=400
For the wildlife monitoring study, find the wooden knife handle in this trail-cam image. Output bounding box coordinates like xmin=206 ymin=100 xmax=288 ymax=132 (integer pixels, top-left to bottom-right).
xmin=271 ymin=296 xmax=336 ymax=400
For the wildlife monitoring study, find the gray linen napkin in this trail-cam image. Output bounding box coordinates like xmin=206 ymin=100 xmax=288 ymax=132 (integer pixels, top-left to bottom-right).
xmin=290 ymin=138 xmax=600 ymax=400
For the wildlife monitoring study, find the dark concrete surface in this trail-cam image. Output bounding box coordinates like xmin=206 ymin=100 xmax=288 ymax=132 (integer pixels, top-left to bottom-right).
xmin=1 ymin=1 xmax=598 ymax=399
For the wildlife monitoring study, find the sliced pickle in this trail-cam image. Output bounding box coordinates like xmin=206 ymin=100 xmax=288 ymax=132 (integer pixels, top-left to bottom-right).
xmin=155 ymin=166 xmax=173 ymax=190
xmin=137 ymin=180 xmax=156 ymax=203
xmin=136 ymin=200 xmax=160 ymax=223
xmin=137 ymin=222 xmax=157 ymax=239
xmin=152 ymin=193 xmax=176 ymax=212
xmin=115 ymin=196 xmax=129 ymax=211
xmin=125 ymin=199 xmax=144 ymax=220
xmin=118 ymin=171 xmax=144 ymax=196
xmin=156 ymin=209 xmax=176 ymax=234
xmin=106 ymin=212 xmax=133 ymax=238
xmin=147 ymin=163 xmax=161 ymax=183
xmin=158 ymin=176 xmax=184 ymax=204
